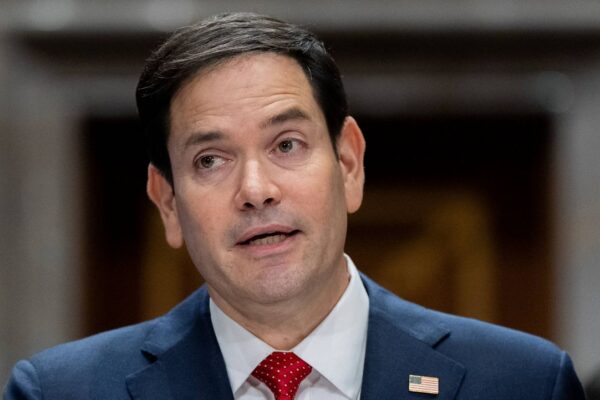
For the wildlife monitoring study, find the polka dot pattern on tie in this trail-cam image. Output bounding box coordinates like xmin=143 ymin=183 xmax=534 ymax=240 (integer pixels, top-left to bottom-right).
xmin=251 ymin=351 xmax=312 ymax=400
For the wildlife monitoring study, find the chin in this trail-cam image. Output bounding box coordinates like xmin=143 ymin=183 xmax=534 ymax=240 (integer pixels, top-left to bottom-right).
xmin=248 ymin=267 xmax=310 ymax=303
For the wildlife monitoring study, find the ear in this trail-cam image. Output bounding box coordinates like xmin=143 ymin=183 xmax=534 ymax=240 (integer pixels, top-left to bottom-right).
xmin=336 ymin=116 xmax=366 ymax=214
xmin=146 ymin=164 xmax=184 ymax=248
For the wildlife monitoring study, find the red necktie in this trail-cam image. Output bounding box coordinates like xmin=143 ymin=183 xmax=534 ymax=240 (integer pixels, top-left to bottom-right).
xmin=251 ymin=351 xmax=312 ymax=400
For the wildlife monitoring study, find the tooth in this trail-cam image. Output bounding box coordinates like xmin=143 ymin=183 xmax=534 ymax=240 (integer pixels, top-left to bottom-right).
xmin=249 ymin=234 xmax=286 ymax=246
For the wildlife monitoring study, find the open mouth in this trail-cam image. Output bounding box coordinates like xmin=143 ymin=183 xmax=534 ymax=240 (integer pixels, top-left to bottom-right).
xmin=239 ymin=230 xmax=300 ymax=246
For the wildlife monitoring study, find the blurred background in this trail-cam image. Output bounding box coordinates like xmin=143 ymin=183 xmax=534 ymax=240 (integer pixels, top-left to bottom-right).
xmin=1 ymin=0 xmax=599 ymax=391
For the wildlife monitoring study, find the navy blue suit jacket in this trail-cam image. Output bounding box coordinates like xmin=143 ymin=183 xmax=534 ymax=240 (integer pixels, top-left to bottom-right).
xmin=4 ymin=274 xmax=585 ymax=399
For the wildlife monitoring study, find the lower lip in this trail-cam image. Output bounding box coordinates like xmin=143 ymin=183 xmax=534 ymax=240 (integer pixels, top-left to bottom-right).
xmin=236 ymin=232 xmax=299 ymax=258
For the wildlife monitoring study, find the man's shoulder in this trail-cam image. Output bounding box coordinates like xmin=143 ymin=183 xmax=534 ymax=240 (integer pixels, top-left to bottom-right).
xmin=30 ymin=285 xmax=209 ymax=370
xmin=361 ymin=273 xmax=585 ymax=398
xmin=4 ymin=287 xmax=210 ymax=399
xmin=4 ymin=319 xmax=159 ymax=400
xmin=362 ymin=273 xmax=566 ymax=366
xmin=30 ymin=318 xmax=157 ymax=373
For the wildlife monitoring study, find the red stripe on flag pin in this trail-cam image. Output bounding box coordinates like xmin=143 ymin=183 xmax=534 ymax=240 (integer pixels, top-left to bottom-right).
xmin=409 ymin=374 xmax=439 ymax=395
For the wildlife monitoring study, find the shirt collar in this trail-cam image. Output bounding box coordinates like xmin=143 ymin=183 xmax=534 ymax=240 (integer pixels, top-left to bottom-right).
xmin=210 ymin=255 xmax=369 ymax=399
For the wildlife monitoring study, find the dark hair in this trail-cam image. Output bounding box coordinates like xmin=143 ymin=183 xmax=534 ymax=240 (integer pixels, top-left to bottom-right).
xmin=136 ymin=12 xmax=348 ymax=185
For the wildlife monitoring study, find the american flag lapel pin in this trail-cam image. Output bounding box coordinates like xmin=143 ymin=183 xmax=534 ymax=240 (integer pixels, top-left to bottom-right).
xmin=408 ymin=374 xmax=439 ymax=395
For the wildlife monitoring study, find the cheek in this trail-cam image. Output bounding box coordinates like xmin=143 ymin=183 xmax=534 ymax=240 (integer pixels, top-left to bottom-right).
xmin=290 ymin=162 xmax=346 ymax=223
xmin=175 ymin=190 xmax=222 ymax=246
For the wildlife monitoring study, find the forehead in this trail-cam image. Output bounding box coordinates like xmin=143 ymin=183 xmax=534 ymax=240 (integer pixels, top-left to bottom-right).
xmin=169 ymin=53 xmax=323 ymax=136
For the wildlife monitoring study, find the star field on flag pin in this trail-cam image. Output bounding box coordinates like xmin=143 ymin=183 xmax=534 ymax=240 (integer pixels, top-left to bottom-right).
xmin=408 ymin=374 xmax=439 ymax=395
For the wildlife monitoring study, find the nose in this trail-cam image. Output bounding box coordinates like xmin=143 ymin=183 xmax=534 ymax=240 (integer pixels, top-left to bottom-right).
xmin=234 ymin=159 xmax=282 ymax=211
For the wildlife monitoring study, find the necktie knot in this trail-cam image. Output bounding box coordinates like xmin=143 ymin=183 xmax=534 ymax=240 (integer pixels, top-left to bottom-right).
xmin=251 ymin=351 xmax=312 ymax=400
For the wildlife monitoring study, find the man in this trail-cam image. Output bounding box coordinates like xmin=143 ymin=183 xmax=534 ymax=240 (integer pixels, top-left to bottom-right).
xmin=4 ymin=12 xmax=585 ymax=400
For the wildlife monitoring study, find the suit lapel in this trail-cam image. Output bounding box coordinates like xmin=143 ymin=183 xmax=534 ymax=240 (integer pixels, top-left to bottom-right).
xmin=360 ymin=275 xmax=466 ymax=400
xmin=126 ymin=287 xmax=234 ymax=400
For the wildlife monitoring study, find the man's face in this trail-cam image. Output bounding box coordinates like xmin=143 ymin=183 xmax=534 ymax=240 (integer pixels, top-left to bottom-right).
xmin=148 ymin=53 xmax=365 ymax=310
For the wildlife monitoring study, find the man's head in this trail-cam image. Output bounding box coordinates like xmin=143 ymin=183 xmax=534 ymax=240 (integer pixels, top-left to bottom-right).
xmin=141 ymin=13 xmax=365 ymax=326
xmin=137 ymin=12 xmax=348 ymax=185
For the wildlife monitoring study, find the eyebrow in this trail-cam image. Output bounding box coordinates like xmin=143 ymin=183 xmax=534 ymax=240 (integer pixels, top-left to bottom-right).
xmin=181 ymin=131 xmax=224 ymax=151
xmin=260 ymin=107 xmax=311 ymax=129
xmin=179 ymin=107 xmax=311 ymax=151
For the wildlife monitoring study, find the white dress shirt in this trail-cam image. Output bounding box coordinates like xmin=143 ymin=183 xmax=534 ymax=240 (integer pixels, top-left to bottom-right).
xmin=210 ymin=255 xmax=370 ymax=399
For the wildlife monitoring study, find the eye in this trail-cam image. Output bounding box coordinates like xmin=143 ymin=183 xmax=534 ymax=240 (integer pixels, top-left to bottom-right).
xmin=271 ymin=137 xmax=308 ymax=163
xmin=195 ymin=154 xmax=226 ymax=170
xmin=278 ymin=139 xmax=295 ymax=153
xmin=198 ymin=155 xmax=215 ymax=168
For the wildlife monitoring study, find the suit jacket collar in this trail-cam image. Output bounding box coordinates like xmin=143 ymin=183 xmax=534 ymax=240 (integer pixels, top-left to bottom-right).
xmin=126 ymin=287 xmax=233 ymax=400
xmin=125 ymin=274 xmax=466 ymax=399
xmin=360 ymin=274 xmax=465 ymax=399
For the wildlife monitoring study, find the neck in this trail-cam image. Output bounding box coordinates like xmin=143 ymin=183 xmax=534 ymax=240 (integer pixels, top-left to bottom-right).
xmin=209 ymin=259 xmax=350 ymax=350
